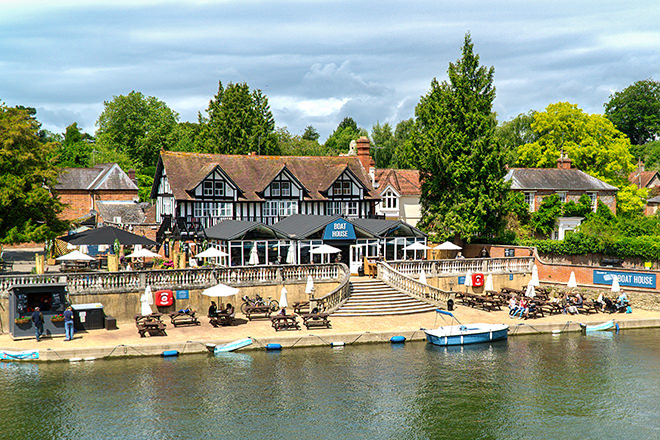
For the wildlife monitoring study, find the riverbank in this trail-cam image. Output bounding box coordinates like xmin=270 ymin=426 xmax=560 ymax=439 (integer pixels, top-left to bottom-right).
xmin=2 ymin=305 xmax=660 ymax=361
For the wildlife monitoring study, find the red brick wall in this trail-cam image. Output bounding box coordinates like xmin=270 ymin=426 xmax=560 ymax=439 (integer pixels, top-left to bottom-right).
xmin=56 ymin=189 xmax=139 ymax=220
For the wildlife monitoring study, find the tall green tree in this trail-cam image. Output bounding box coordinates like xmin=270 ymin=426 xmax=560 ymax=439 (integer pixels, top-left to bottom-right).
xmin=410 ymin=34 xmax=508 ymax=242
xmin=277 ymin=127 xmax=329 ymax=156
xmin=0 ymin=105 xmax=67 ymax=243
xmin=392 ymin=118 xmax=416 ymax=168
xmin=96 ymin=91 xmax=179 ymax=170
xmin=302 ymin=125 xmax=320 ymax=142
xmin=604 ymin=79 xmax=660 ymax=145
xmin=197 ymin=81 xmax=279 ymax=155
xmin=324 ymin=117 xmax=366 ymax=155
xmin=370 ymin=122 xmax=396 ymax=168
xmin=56 ymin=122 xmax=94 ymax=167
xmin=516 ymin=102 xmax=635 ymax=186
xmin=494 ymin=111 xmax=537 ymax=166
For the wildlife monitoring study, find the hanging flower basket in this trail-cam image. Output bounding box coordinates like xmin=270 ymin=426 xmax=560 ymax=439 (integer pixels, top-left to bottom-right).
xmin=15 ymin=317 xmax=31 ymax=325
xmin=51 ymin=314 xmax=65 ymax=323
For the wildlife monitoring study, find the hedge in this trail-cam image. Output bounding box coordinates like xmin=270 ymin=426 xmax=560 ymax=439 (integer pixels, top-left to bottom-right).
xmin=520 ymin=233 xmax=660 ymax=261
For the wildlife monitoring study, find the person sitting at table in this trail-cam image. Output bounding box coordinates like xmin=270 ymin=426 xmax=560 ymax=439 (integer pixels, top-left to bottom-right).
xmin=278 ymin=307 xmax=287 ymax=316
xmin=208 ymin=301 xmax=218 ymax=318
xmin=616 ymin=291 xmax=628 ymax=307
xmin=516 ymin=297 xmax=528 ymax=319
xmin=524 ymin=300 xmax=538 ymax=320
xmin=225 ymin=303 xmax=235 ymax=318
xmin=311 ymin=306 xmax=320 ymax=315
xmin=508 ymin=296 xmax=518 ymax=317
xmin=571 ymin=292 xmax=583 ymax=309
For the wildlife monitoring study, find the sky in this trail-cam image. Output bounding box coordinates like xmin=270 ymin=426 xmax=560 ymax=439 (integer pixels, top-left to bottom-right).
xmin=2 ymin=0 xmax=660 ymax=141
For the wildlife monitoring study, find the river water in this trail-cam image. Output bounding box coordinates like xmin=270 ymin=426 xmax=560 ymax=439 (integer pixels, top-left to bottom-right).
xmin=2 ymin=329 xmax=660 ymax=440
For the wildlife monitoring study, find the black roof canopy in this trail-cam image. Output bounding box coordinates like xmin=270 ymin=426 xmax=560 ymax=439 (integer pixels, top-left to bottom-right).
xmin=205 ymin=220 xmax=290 ymax=241
xmin=59 ymin=226 xmax=158 ymax=246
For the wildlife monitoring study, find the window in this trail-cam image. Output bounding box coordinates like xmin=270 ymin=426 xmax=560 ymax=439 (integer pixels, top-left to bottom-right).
xmin=327 ymin=201 xmax=342 ymax=215
xmin=524 ymin=192 xmax=535 ymax=212
xmin=281 ymin=181 xmax=291 ymax=197
xmin=345 ymin=202 xmax=358 ymax=216
xmin=194 ymin=203 xmax=203 ymax=218
xmin=342 ymin=181 xmax=351 ymax=195
xmin=203 ymin=181 xmax=213 ymax=196
xmin=217 ymin=203 xmax=232 ymax=217
xmin=271 ymin=182 xmax=280 ymax=196
xmin=587 ymin=192 xmax=597 ymax=211
xmin=214 ymin=181 xmax=224 ymax=197
xmin=113 ymin=216 xmax=122 ymax=223
xmin=556 ymin=191 xmax=567 ymax=203
xmin=264 ymin=201 xmax=278 ymax=217
xmin=279 ymin=200 xmax=298 ymax=216
xmin=383 ymin=190 xmax=398 ymax=210
xmin=333 ymin=180 xmax=352 ymax=196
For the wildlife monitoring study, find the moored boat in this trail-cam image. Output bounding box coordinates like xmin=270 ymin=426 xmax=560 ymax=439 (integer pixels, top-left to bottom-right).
xmin=424 ymin=309 xmax=509 ymax=346
xmin=580 ymin=319 xmax=616 ymax=332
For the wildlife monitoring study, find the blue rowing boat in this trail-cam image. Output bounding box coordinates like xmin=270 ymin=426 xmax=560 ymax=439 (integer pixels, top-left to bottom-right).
xmin=424 ymin=309 xmax=509 ymax=346
xmin=214 ymin=338 xmax=253 ymax=354
xmin=580 ymin=319 xmax=616 ymax=332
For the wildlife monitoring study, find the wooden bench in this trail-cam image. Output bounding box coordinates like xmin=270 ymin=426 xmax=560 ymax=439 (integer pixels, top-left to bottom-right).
xmin=209 ymin=313 xmax=234 ymax=327
xmin=244 ymin=305 xmax=272 ymax=320
xmin=271 ymin=315 xmax=300 ymax=331
xmin=301 ymin=313 xmax=331 ymax=330
xmin=582 ymin=300 xmax=601 ymax=314
xmin=135 ymin=314 xmax=167 ymax=337
xmin=293 ymin=302 xmax=310 ymax=315
xmin=169 ymin=310 xmax=200 ymax=327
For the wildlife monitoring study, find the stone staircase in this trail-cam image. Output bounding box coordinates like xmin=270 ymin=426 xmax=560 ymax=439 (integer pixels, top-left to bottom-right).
xmin=332 ymin=278 xmax=436 ymax=316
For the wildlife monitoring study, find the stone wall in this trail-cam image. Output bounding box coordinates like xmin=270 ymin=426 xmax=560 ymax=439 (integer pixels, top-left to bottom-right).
xmin=427 ymin=273 xmax=531 ymax=295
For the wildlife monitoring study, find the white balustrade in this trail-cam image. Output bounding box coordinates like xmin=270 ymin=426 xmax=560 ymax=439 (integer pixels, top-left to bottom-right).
xmin=389 ymin=257 xmax=534 ymax=276
xmin=377 ymin=261 xmax=454 ymax=309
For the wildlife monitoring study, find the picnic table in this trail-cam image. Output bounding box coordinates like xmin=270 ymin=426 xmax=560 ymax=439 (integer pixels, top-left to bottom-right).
xmin=293 ymin=301 xmax=310 ymax=314
xmin=209 ymin=312 xmax=234 ymax=327
xmin=271 ymin=314 xmax=300 ymax=331
xmin=135 ymin=313 xmax=167 ymax=337
xmin=169 ymin=310 xmax=200 ymax=327
xmin=244 ymin=305 xmax=272 ymax=320
xmin=300 ymin=313 xmax=331 ymax=330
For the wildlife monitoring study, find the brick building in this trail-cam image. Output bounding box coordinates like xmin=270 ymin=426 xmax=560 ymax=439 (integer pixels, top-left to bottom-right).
xmin=54 ymin=164 xmax=139 ymax=221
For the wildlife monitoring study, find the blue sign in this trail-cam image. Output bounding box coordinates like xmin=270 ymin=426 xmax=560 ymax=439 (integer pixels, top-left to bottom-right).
xmin=323 ymin=218 xmax=356 ymax=240
xmin=509 ymin=274 xmax=514 ymax=281
xmin=457 ymin=276 xmax=465 ymax=285
xmin=175 ymin=290 xmax=189 ymax=300
xmin=593 ymin=270 xmax=656 ymax=289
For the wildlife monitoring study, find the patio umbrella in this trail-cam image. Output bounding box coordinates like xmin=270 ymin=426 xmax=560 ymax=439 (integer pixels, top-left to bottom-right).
xmin=279 ymin=286 xmax=289 ymax=309
xmin=484 ymin=273 xmax=494 ymax=291
xmin=140 ymin=285 xmax=153 ymax=316
xmin=286 ymin=243 xmax=296 ymax=264
xmin=567 ymin=271 xmax=577 ymax=289
xmin=248 ymin=245 xmax=260 ymax=265
xmin=525 ymin=282 xmax=536 ymax=298
xmin=56 ymin=250 xmax=95 ymax=261
xmin=310 ymin=244 xmax=341 ymax=264
xmin=419 ymin=269 xmax=427 ymax=284
xmin=611 ymin=275 xmax=621 ymax=293
xmin=202 ymin=283 xmax=240 ymax=298
xmin=195 ymin=247 xmax=228 ymax=258
xmin=434 ymin=241 xmax=462 ymax=250
xmin=305 ymin=275 xmax=315 ymax=295
xmin=405 ymin=242 xmax=430 ymax=251
xmin=530 ymin=264 xmax=540 ymax=287
xmin=464 ymin=270 xmax=473 ymax=287
xmin=124 ymin=248 xmax=161 ymax=259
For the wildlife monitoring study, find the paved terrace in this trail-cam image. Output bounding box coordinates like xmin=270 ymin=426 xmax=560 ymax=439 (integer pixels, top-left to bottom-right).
xmin=2 ymin=305 xmax=659 ymax=361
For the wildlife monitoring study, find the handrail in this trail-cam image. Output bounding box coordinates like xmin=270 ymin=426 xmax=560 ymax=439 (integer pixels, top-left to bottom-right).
xmin=377 ymin=260 xmax=455 ymax=309
xmin=0 ymin=264 xmax=344 ymax=295
xmin=314 ymin=263 xmax=351 ymax=313
xmin=388 ymin=257 xmax=534 ymax=276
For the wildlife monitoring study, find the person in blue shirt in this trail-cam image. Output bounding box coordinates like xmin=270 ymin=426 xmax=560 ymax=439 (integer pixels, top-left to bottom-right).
xmin=64 ymin=306 xmax=75 ymax=341
xmin=31 ymin=307 xmax=44 ymax=341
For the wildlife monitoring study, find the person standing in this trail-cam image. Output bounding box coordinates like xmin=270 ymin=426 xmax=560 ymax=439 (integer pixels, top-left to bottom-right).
xmin=64 ymin=306 xmax=75 ymax=341
xmin=31 ymin=307 xmax=44 ymax=341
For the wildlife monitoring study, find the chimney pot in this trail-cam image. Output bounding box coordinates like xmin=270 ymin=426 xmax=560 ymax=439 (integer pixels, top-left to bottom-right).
xmin=355 ymin=136 xmax=375 ymax=171
xmin=557 ymin=155 xmax=572 ymax=169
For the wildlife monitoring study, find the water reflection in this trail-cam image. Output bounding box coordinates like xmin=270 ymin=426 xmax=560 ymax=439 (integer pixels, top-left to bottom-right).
xmin=1 ymin=330 xmax=660 ymax=439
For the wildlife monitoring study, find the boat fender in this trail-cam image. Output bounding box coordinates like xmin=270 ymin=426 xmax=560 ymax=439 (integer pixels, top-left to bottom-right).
xmin=331 ymin=341 xmax=345 ymax=347
xmin=615 ymin=323 xmax=620 ymax=333
xmin=162 ymin=350 xmax=179 ymax=357
xmin=265 ymin=343 xmax=282 ymax=351
xmin=390 ymin=336 xmax=406 ymax=343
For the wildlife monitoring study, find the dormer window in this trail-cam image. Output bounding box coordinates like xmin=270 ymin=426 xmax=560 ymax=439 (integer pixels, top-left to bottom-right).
xmin=383 ymin=189 xmax=398 ymax=210
xmin=214 ymin=181 xmax=224 ymax=197
xmin=271 ymin=181 xmax=291 ymax=197
xmin=204 ymin=181 xmax=213 ymax=196
xmin=333 ymin=181 xmax=351 ymax=195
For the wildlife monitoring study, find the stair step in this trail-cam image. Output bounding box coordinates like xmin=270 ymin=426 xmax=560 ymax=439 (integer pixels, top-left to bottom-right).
xmin=333 ymin=279 xmax=436 ymax=317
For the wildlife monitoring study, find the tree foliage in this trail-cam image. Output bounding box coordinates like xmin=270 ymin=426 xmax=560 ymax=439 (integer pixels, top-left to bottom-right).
xmin=96 ymin=91 xmax=179 ymax=170
xmin=370 ymin=122 xmax=396 ymax=168
xmin=0 ymin=105 xmax=68 ymax=243
xmin=277 ymin=127 xmax=329 ymax=156
xmin=529 ymin=194 xmax=562 ymax=237
xmin=324 ymin=117 xmax=366 ymax=154
xmin=409 ymin=34 xmax=508 ymax=242
xmin=302 ymin=125 xmax=320 ymax=142
xmin=516 ymin=102 xmax=635 ymax=186
xmin=494 ymin=111 xmax=537 ymax=166
xmin=55 ymin=122 xmax=94 ymax=167
xmin=604 ymin=79 xmax=660 ymax=145
xmin=196 ymin=81 xmax=279 ymax=155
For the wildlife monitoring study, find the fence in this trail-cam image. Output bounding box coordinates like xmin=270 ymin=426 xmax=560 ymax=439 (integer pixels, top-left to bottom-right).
xmin=377 ymin=261 xmax=454 ymax=309
xmin=388 ymin=257 xmax=534 ymax=277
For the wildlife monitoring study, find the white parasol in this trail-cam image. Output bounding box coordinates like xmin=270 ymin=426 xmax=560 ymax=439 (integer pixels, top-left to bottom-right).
xmin=464 ymin=270 xmax=473 ymax=287
xmin=279 ymin=286 xmax=289 ymax=309
xmin=525 ymin=282 xmax=536 ymax=298
xmin=567 ymin=271 xmax=577 ymax=289
xmin=419 ymin=269 xmax=427 ymax=284
xmin=195 ymin=247 xmax=229 ymax=258
xmin=611 ymin=275 xmax=621 ymax=293
xmin=305 ymin=275 xmax=315 ymax=295
xmin=286 ymin=242 xmax=296 ymax=264
xmin=248 ymin=245 xmax=260 ymax=265
xmin=56 ymin=250 xmax=95 ymax=261
xmin=202 ymin=283 xmax=240 ymax=298
xmin=310 ymin=244 xmax=341 ymax=263
xmin=484 ymin=273 xmax=494 ymax=291
xmin=434 ymin=241 xmax=462 ymax=251
xmin=140 ymin=285 xmax=154 ymax=316
xmin=124 ymin=248 xmax=161 ymax=259
xmin=530 ymin=264 xmax=540 ymax=287
xmin=405 ymin=242 xmax=430 ymax=251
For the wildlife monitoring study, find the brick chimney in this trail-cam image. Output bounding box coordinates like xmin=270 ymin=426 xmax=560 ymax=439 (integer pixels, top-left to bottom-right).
xmin=356 ymin=136 xmax=375 ymax=172
xmin=127 ymin=169 xmax=137 ymax=185
xmin=557 ymin=154 xmax=572 ymax=169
